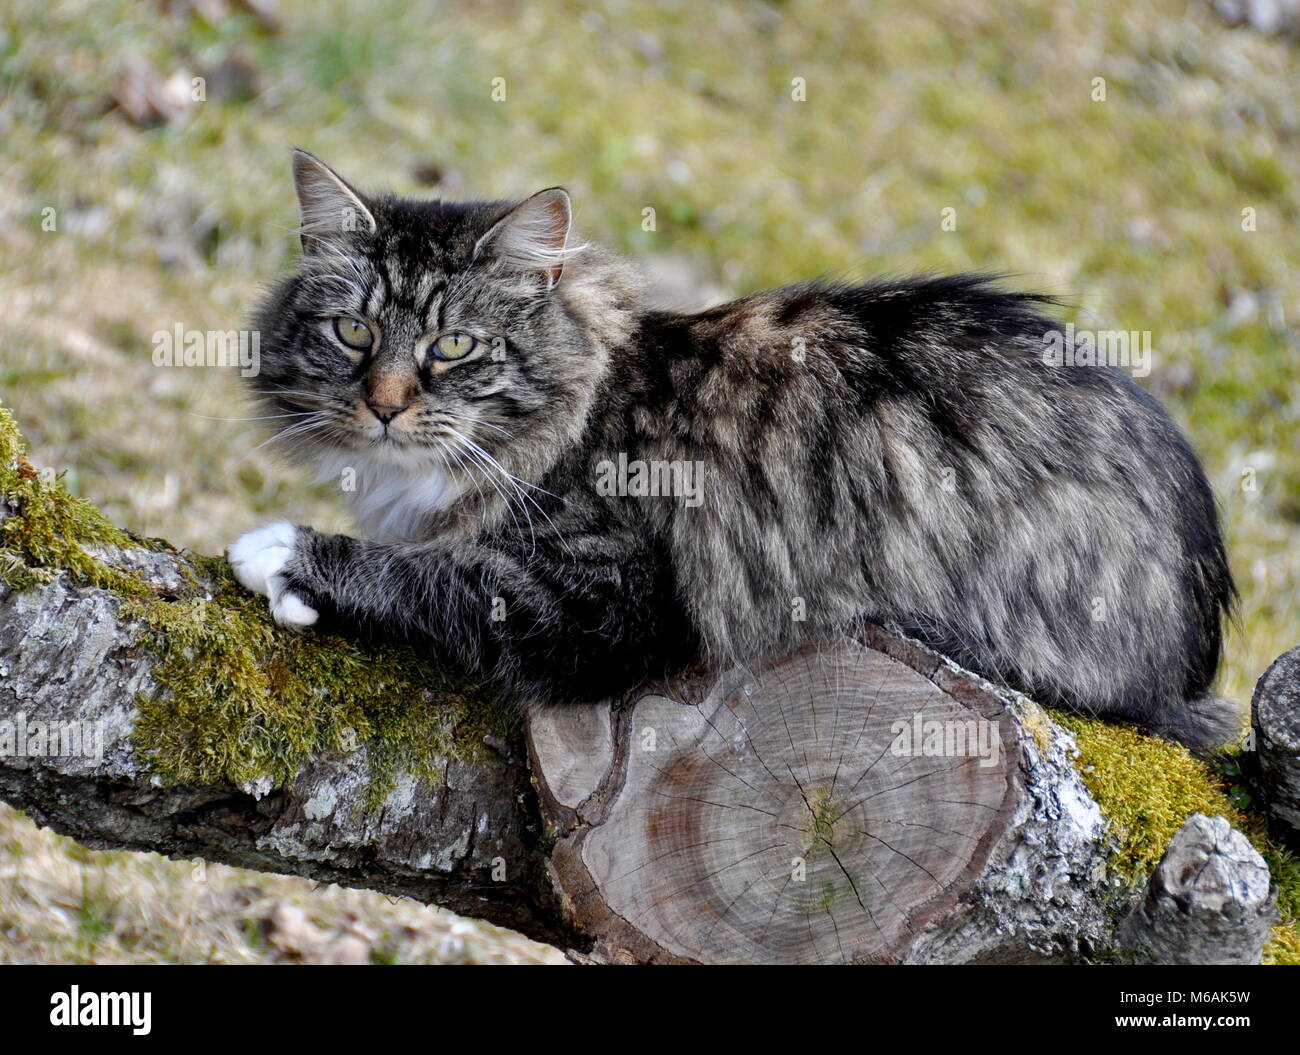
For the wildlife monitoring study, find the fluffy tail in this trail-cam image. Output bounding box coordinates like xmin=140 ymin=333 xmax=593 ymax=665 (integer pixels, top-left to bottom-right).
xmin=1147 ymin=694 xmax=1247 ymax=754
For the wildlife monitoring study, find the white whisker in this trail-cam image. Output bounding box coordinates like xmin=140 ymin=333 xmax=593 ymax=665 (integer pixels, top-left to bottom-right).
xmin=442 ymin=425 xmax=572 ymax=557
xmin=188 ymin=411 xmax=320 ymax=422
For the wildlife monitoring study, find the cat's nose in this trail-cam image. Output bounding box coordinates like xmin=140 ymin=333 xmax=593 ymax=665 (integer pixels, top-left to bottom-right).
xmin=366 ymin=401 xmax=409 ymax=424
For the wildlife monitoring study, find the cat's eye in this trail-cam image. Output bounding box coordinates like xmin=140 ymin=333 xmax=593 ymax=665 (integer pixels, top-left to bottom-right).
xmin=333 ymin=316 xmax=373 ymax=351
xmin=433 ymin=332 xmax=476 ymax=361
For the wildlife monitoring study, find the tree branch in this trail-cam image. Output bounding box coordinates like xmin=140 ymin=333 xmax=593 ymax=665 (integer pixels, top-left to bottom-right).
xmin=0 ymin=534 xmax=572 ymax=946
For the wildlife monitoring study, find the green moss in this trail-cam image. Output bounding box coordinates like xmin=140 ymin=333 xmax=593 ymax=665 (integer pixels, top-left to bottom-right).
xmin=1260 ymin=844 xmax=1300 ymax=965
xmin=1051 ymin=711 xmax=1236 ymax=879
xmin=805 ymin=785 xmax=837 ymax=847
xmin=1053 ymin=710 xmax=1300 ymax=965
xmin=0 ymin=403 xmax=511 ymax=808
xmin=122 ymin=564 xmax=508 ymax=806
xmin=0 ymin=404 xmax=150 ymax=598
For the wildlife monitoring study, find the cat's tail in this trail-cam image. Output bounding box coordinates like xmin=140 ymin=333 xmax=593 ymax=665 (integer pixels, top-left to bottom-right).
xmin=1146 ymin=693 xmax=1247 ymax=755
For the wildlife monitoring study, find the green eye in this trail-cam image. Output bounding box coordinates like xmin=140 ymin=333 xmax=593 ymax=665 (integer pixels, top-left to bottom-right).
xmin=433 ymin=332 xmax=476 ymax=361
xmin=333 ymin=317 xmax=373 ymax=350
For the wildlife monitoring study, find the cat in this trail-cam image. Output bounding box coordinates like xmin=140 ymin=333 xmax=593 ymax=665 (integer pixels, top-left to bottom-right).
xmin=228 ymin=149 xmax=1239 ymax=750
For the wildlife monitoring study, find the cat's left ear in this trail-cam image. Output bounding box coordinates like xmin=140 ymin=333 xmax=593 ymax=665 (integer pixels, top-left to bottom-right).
xmin=473 ymin=188 xmax=576 ymax=288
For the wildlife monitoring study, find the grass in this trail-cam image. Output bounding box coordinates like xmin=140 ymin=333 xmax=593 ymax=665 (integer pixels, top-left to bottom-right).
xmin=0 ymin=0 xmax=1296 ymax=963
xmin=0 ymin=807 xmax=564 ymax=963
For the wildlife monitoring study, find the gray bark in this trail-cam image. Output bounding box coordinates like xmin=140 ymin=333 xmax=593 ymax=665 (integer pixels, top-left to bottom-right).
xmin=0 ymin=542 xmax=563 ymax=944
xmin=1119 ymin=813 xmax=1277 ymax=965
xmin=1252 ymin=644 xmax=1300 ymax=844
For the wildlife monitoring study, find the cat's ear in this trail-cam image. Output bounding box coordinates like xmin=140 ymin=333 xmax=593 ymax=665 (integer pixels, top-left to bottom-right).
xmin=291 ymin=149 xmax=376 ymax=254
xmin=473 ymin=188 xmax=577 ymax=287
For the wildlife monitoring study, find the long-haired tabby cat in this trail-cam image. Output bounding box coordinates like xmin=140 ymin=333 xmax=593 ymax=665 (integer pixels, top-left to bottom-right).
xmin=228 ymin=150 xmax=1238 ymax=750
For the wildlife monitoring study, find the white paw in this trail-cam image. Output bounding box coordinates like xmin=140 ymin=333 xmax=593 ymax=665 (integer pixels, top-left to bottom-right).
xmin=270 ymin=589 xmax=319 ymax=630
xmin=227 ymin=522 xmax=318 ymax=630
xmin=228 ymin=522 xmax=296 ymax=595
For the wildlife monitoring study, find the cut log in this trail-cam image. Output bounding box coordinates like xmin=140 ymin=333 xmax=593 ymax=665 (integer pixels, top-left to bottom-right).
xmin=1117 ymin=813 xmax=1277 ymax=965
xmin=529 ymin=627 xmax=1116 ymax=964
xmin=1252 ymin=645 xmax=1300 ymax=846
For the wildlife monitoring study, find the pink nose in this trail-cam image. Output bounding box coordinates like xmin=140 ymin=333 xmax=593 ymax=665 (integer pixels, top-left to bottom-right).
xmin=367 ymin=401 xmax=408 ymax=424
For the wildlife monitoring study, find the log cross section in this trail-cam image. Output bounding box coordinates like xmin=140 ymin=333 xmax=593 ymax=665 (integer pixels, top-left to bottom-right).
xmin=529 ymin=631 xmax=1024 ymax=964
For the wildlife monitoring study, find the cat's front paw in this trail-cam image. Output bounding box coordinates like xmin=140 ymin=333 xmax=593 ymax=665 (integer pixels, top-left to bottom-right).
xmin=227 ymin=522 xmax=319 ymax=629
xmin=228 ymin=522 xmax=296 ymax=594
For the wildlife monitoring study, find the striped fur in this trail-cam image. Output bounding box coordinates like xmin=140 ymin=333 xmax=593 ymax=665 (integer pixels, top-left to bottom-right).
xmin=236 ymin=153 xmax=1238 ymax=750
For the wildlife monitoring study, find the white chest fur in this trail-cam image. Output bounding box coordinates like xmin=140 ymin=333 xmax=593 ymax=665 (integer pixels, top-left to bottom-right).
xmin=311 ymin=449 xmax=461 ymax=541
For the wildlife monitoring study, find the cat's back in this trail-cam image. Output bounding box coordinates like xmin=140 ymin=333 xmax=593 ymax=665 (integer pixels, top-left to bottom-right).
xmin=632 ymin=273 xmax=1088 ymax=433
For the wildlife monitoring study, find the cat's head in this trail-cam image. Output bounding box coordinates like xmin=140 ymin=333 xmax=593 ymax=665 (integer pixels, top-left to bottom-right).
xmin=249 ymin=150 xmax=632 ymax=489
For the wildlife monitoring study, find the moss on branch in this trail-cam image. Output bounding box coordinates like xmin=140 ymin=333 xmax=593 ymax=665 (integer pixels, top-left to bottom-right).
xmin=1054 ymin=710 xmax=1300 ymax=964
xmin=0 ymin=402 xmax=510 ymax=806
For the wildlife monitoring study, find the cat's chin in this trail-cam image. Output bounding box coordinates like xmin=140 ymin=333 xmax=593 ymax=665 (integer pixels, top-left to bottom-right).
xmin=307 ymin=444 xmax=462 ymax=542
xmin=330 ymin=431 xmax=440 ymax=469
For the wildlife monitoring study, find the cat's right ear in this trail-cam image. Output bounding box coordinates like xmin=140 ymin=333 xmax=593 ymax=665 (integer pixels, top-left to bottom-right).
xmin=291 ymin=149 xmax=377 ymax=254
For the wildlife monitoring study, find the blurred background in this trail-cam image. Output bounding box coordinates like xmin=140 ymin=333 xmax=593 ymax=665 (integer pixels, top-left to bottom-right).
xmin=0 ymin=0 xmax=1296 ymax=963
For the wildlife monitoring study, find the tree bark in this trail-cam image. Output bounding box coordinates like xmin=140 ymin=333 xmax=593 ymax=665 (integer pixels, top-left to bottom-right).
xmin=0 ymin=428 xmax=1277 ymax=964
xmin=0 ymin=540 xmax=1120 ymax=962
xmin=1252 ymin=644 xmax=1300 ymax=847
xmin=1118 ymin=813 xmax=1276 ymax=965
xmin=527 ymin=626 xmax=1120 ymax=963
